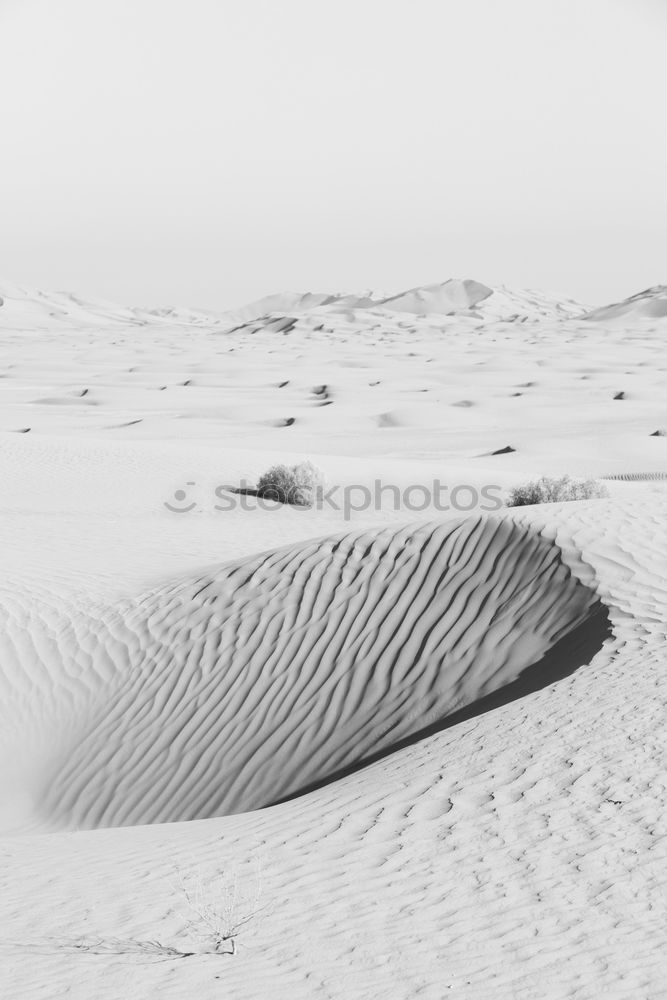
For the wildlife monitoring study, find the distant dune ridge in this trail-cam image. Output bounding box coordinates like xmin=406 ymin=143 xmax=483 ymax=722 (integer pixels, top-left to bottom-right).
xmin=0 ymin=515 xmax=603 ymax=832
xmin=0 ymin=275 xmax=596 ymax=330
xmin=3 ymin=276 xmax=666 ymax=332
xmin=221 ymin=279 xmax=590 ymax=328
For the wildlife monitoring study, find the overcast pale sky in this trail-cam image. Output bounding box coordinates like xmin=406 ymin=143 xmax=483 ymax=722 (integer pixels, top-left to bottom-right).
xmin=1 ymin=0 xmax=665 ymax=309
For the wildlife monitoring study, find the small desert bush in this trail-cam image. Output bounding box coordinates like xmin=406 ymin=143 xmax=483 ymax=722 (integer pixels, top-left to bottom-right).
xmin=507 ymin=475 xmax=609 ymax=507
xmin=174 ymin=864 xmax=262 ymax=956
xmin=257 ymin=460 xmax=324 ymax=507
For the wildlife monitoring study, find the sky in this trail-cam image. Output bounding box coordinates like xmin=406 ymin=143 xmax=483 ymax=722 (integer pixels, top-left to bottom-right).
xmin=1 ymin=0 xmax=666 ymax=309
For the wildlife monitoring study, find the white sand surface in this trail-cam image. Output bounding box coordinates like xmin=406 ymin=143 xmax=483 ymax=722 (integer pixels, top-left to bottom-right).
xmin=0 ymin=279 xmax=666 ymax=997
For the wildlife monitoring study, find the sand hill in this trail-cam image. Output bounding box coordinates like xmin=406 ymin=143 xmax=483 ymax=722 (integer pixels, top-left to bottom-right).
xmin=0 ymin=516 xmax=603 ymax=832
xmin=583 ymin=285 xmax=667 ymax=323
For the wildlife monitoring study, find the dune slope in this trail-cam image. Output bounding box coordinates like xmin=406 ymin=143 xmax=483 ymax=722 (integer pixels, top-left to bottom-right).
xmin=2 ymin=498 xmax=664 ymax=1000
xmin=0 ymin=515 xmax=604 ymax=831
xmin=583 ymin=285 xmax=667 ymax=322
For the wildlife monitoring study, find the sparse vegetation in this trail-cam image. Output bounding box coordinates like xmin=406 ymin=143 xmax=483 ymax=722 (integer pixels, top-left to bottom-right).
xmin=507 ymin=475 xmax=609 ymax=507
xmin=174 ymin=864 xmax=262 ymax=956
xmin=47 ymin=862 xmax=263 ymax=961
xmin=257 ymin=460 xmax=324 ymax=507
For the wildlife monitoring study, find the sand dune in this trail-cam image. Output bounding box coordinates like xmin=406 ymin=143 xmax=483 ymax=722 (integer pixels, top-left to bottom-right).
xmin=2 ymin=496 xmax=665 ymax=1000
xmin=0 ymin=280 xmax=144 ymax=330
xmin=584 ymin=285 xmax=667 ymax=322
xmin=0 ymin=515 xmax=602 ymax=832
xmin=222 ymin=280 xmax=591 ymax=336
xmin=378 ymin=279 xmax=493 ymax=314
xmin=0 ymin=281 xmax=229 ymax=331
xmin=224 ymin=291 xmax=380 ymax=325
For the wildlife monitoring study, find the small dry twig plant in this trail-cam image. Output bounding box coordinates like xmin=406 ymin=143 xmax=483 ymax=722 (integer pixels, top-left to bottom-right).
xmin=173 ymin=860 xmax=263 ymax=956
xmin=47 ymin=859 xmax=262 ymax=961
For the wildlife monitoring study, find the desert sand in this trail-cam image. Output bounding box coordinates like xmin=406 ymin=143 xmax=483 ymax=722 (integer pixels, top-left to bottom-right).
xmin=1 ymin=279 xmax=666 ymax=998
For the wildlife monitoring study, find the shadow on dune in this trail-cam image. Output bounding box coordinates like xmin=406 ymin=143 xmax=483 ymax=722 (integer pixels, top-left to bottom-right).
xmin=272 ymin=600 xmax=612 ymax=806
